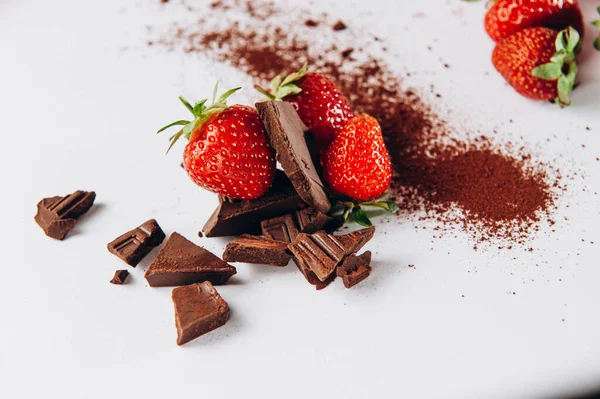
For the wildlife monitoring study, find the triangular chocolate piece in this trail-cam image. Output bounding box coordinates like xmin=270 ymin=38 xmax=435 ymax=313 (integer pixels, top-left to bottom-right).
xmin=337 ymin=226 xmax=376 ymax=255
xmin=145 ymin=232 xmax=236 ymax=287
xmin=172 ymin=282 xmax=229 ymax=345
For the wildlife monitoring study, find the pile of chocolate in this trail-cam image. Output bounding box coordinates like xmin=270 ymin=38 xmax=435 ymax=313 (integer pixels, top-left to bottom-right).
xmin=34 ymin=101 xmax=376 ymax=346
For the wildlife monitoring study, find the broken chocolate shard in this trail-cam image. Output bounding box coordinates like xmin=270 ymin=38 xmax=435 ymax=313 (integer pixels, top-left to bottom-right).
xmin=110 ymin=270 xmax=130 ymax=285
xmin=288 ymin=226 xmax=376 ymax=285
xmin=336 ymin=251 xmax=372 ymax=288
xmin=295 ymin=207 xmax=333 ymax=234
xmin=145 ymin=232 xmax=236 ymax=287
xmin=107 ymin=219 xmax=166 ymax=267
xmin=172 ymin=281 xmax=229 ymax=346
xmin=223 ymin=234 xmax=291 ymax=266
xmin=261 ymin=213 xmax=300 ymax=243
xmin=256 ymin=101 xmax=331 ymax=213
xmin=34 ymin=190 xmax=96 ymax=240
xmin=203 ymin=170 xmax=305 ymax=237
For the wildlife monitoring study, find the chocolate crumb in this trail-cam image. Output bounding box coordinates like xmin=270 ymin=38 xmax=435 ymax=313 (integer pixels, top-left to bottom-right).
xmin=304 ymin=19 xmax=319 ymax=27
xmin=332 ymin=20 xmax=347 ymax=31
xmin=341 ymin=48 xmax=354 ymax=58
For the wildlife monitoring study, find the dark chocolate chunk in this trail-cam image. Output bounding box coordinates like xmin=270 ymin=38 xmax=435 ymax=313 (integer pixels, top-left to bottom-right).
xmin=172 ymin=281 xmax=229 ymax=345
xmin=295 ymin=207 xmax=333 ymax=234
xmin=110 ymin=270 xmax=130 ymax=285
xmin=332 ymin=20 xmax=347 ymax=31
xmin=145 ymin=232 xmax=236 ymax=287
xmin=34 ymin=190 xmax=96 ymax=240
xmin=261 ymin=213 xmax=300 ymax=243
xmin=336 ymin=251 xmax=372 ymax=288
xmin=223 ymin=234 xmax=291 ymax=267
xmin=107 ymin=219 xmax=165 ymax=267
xmin=288 ymin=227 xmax=376 ymax=285
xmin=203 ymin=170 xmax=305 ymax=237
xmin=256 ymin=101 xmax=331 ymax=213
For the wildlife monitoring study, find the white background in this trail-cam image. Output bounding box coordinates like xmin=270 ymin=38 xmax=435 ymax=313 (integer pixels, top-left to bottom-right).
xmin=2 ymin=0 xmax=600 ymax=398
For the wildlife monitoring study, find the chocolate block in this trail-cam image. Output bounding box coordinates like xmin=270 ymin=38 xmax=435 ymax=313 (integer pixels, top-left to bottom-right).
xmin=223 ymin=234 xmax=291 ymax=267
xmin=145 ymin=232 xmax=236 ymax=287
xmin=261 ymin=213 xmax=300 ymax=243
xmin=295 ymin=207 xmax=333 ymax=234
xmin=172 ymin=282 xmax=229 ymax=345
xmin=110 ymin=270 xmax=130 ymax=285
xmin=256 ymin=101 xmax=331 ymax=213
xmin=288 ymin=227 xmax=376 ymax=284
xmin=34 ymin=190 xmax=96 ymax=240
xmin=203 ymin=170 xmax=305 ymax=237
xmin=336 ymin=251 xmax=372 ymax=288
xmin=107 ymin=219 xmax=165 ymax=267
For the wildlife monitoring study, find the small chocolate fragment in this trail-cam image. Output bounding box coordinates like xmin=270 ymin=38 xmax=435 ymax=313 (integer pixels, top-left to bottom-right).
xmin=304 ymin=19 xmax=319 ymax=27
xmin=203 ymin=170 xmax=305 ymax=237
xmin=295 ymin=207 xmax=333 ymax=234
xmin=333 ymin=20 xmax=347 ymax=31
xmin=288 ymin=227 xmax=375 ymax=285
xmin=223 ymin=234 xmax=291 ymax=267
xmin=110 ymin=270 xmax=130 ymax=285
xmin=145 ymin=232 xmax=236 ymax=287
xmin=256 ymin=101 xmax=331 ymax=213
xmin=336 ymin=251 xmax=372 ymax=288
xmin=34 ymin=190 xmax=96 ymax=240
xmin=261 ymin=213 xmax=300 ymax=243
xmin=107 ymin=219 xmax=165 ymax=267
xmin=172 ymin=281 xmax=229 ymax=345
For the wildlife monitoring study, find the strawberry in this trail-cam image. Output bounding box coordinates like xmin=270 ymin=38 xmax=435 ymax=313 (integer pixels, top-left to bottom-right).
xmin=492 ymin=27 xmax=580 ymax=106
xmin=322 ymin=114 xmax=391 ymax=202
xmin=158 ymin=85 xmax=276 ymax=200
xmin=255 ymin=63 xmax=355 ymax=150
xmin=484 ymin=0 xmax=584 ymax=42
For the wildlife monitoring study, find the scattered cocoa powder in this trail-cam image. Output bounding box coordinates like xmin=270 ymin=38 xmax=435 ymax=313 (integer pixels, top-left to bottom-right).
xmin=151 ymin=0 xmax=560 ymax=245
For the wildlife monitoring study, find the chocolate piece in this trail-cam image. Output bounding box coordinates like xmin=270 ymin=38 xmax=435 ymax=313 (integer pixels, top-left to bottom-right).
xmin=332 ymin=20 xmax=347 ymax=31
xmin=295 ymin=207 xmax=333 ymax=234
xmin=203 ymin=170 xmax=305 ymax=237
xmin=288 ymin=227 xmax=376 ymax=284
xmin=34 ymin=190 xmax=96 ymax=240
xmin=110 ymin=270 xmax=130 ymax=285
xmin=336 ymin=251 xmax=372 ymax=288
xmin=261 ymin=213 xmax=300 ymax=243
xmin=223 ymin=234 xmax=291 ymax=266
xmin=145 ymin=232 xmax=236 ymax=287
xmin=172 ymin=282 xmax=229 ymax=345
xmin=107 ymin=219 xmax=165 ymax=267
xmin=297 ymin=262 xmax=337 ymax=290
xmin=256 ymin=101 xmax=331 ymax=213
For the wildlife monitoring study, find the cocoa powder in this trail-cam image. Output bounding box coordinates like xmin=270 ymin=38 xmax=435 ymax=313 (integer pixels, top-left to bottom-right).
xmin=152 ymin=0 xmax=559 ymax=245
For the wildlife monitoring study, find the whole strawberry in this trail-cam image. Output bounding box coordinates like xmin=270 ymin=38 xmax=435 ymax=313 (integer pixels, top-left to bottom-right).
xmin=158 ymin=85 xmax=276 ymax=199
xmin=492 ymin=27 xmax=579 ymax=106
xmin=484 ymin=0 xmax=584 ymax=42
xmin=255 ymin=63 xmax=354 ymax=150
xmin=322 ymin=114 xmax=391 ymax=201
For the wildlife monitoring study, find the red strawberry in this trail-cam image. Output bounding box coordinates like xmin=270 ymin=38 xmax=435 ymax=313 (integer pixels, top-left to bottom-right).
xmin=322 ymin=114 xmax=391 ymax=201
xmin=255 ymin=63 xmax=354 ymax=150
xmin=492 ymin=27 xmax=579 ymax=105
xmin=158 ymin=85 xmax=276 ymax=199
xmin=484 ymin=0 xmax=584 ymax=42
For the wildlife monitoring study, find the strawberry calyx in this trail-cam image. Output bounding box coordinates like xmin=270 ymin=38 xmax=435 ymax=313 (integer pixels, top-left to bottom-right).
xmin=593 ymin=6 xmax=600 ymax=51
xmin=333 ymin=194 xmax=399 ymax=228
xmin=254 ymin=63 xmax=308 ymax=100
xmin=531 ymin=27 xmax=580 ymax=107
xmin=157 ymin=83 xmax=241 ymax=153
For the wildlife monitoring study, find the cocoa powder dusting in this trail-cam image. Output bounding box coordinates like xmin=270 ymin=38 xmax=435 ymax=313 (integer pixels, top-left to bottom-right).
xmin=152 ymin=0 xmax=560 ymax=245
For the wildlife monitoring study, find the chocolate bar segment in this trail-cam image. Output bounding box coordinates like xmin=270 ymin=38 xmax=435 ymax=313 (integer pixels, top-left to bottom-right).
xmin=145 ymin=232 xmax=236 ymax=287
xmin=34 ymin=190 xmax=96 ymax=240
xmin=107 ymin=219 xmax=165 ymax=267
xmin=337 ymin=226 xmax=376 ymax=255
xmin=223 ymin=234 xmax=291 ymax=267
xmin=336 ymin=251 xmax=372 ymax=288
xmin=288 ymin=231 xmax=347 ymax=282
xmin=110 ymin=270 xmax=130 ymax=285
xmin=261 ymin=214 xmax=300 ymax=243
xmin=203 ymin=170 xmax=305 ymax=237
xmin=256 ymin=101 xmax=331 ymax=213
xmin=172 ymin=282 xmax=229 ymax=346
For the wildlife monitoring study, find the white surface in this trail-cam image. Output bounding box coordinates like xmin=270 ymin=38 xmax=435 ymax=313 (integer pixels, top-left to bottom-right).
xmin=2 ymin=1 xmax=600 ymax=398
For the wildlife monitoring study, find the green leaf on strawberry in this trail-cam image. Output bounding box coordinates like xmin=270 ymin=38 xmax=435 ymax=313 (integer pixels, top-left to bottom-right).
xmin=531 ymin=27 xmax=579 ymax=107
xmin=594 ymin=7 xmax=600 ymax=51
xmin=352 ymin=207 xmax=373 ymax=228
xmin=255 ymin=63 xmax=308 ymax=100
